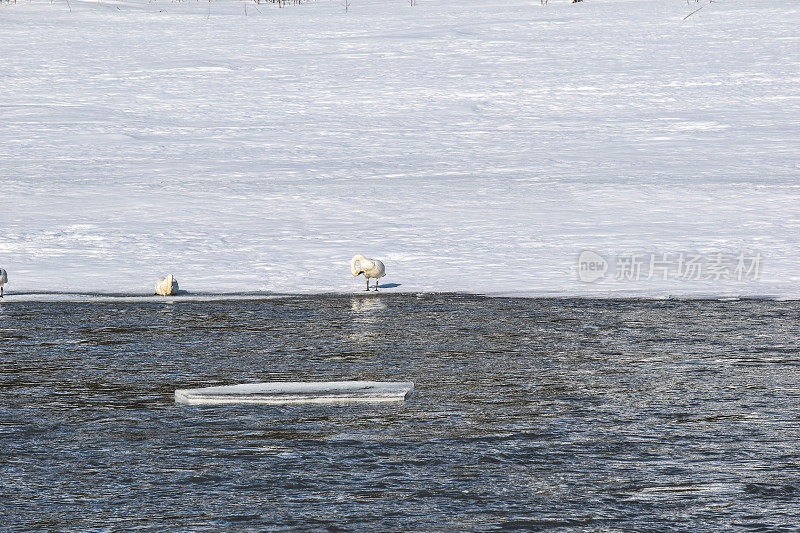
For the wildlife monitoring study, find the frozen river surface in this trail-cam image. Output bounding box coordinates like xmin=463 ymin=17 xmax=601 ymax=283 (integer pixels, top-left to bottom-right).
xmin=1 ymin=0 xmax=799 ymax=297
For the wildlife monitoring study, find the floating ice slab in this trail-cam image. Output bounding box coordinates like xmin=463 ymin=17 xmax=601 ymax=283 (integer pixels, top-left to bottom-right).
xmin=175 ymin=381 xmax=414 ymax=405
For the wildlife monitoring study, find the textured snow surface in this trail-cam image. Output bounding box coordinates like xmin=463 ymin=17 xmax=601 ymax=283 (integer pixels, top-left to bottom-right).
xmin=175 ymin=381 xmax=415 ymax=404
xmin=1 ymin=0 xmax=798 ymax=298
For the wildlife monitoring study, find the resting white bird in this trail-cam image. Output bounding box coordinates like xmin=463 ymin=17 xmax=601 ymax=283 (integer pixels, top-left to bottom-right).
xmin=0 ymin=268 xmax=7 ymax=297
xmin=155 ymin=274 xmax=179 ymax=296
xmin=350 ymin=255 xmax=386 ymax=291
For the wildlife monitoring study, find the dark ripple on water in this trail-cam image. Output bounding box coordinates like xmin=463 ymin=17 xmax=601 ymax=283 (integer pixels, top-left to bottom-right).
xmin=1 ymin=295 xmax=799 ymax=531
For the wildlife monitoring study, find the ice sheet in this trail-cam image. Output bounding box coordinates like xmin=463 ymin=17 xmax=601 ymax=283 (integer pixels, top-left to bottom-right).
xmin=1 ymin=0 xmax=798 ymax=298
xmin=175 ymin=381 xmax=415 ymax=404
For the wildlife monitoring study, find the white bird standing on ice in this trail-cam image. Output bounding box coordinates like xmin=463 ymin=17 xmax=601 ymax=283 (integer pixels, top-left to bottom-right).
xmin=351 ymin=255 xmax=386 ymax=291
xmin=155 ymin=274 xmax=179 ymax=296
xmin=0 ymin=268 xmax=7 ymax=297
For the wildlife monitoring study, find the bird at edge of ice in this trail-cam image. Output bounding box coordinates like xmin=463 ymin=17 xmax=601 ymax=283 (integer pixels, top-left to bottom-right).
xmin=350 ymin=255 xmax=386 ymax=292
xmin=0 ymin=268 xmax=7 ymax=297
xmin=155 ymin=274 xmax=179 ymax=296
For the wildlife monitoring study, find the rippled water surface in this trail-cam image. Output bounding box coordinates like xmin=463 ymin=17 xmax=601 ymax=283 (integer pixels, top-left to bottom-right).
xmin=2 ymin=295 xmax=799 ymax=531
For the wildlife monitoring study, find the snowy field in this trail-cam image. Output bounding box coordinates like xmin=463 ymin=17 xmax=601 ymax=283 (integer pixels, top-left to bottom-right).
xmin=1 ymin=0 xmax=798 ymax=298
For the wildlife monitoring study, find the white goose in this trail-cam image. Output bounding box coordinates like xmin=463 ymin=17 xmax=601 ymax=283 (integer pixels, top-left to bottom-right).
xmin=350 ymin=255 xmax=386 ymax=291
xmin=0 ymin=268 xmax=7 ymax=297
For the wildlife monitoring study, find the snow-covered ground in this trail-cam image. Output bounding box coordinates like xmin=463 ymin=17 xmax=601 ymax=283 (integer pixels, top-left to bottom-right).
xmin=1 ymin=0 xmax=798 ymax=298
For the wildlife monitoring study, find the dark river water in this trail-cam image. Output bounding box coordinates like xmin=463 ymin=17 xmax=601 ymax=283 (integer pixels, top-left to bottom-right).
xmin=1 ymin=295 xmax=799 ymax=531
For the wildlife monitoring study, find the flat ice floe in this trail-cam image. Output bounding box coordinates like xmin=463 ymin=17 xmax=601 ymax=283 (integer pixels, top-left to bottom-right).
xmin=175 ymin=381 xmax=415 ymax=405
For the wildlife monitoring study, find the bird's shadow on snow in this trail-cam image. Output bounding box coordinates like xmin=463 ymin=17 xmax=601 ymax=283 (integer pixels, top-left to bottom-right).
xmin=378 ymin=283 xmax=402 ymax=288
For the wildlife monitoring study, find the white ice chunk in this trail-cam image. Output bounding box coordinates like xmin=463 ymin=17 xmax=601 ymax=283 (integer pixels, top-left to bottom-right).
xmin=174 ymin=381 xmax=414 ymax=405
